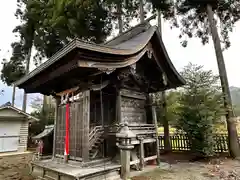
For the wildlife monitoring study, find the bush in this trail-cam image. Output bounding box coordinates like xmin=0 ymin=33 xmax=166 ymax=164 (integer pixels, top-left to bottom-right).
xmin=176 ymin=63 xmax=223 ymax=157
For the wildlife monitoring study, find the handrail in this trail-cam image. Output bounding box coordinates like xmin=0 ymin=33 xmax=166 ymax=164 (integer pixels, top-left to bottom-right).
xmin=89 ymin=124 xmax=156 ymax=145
xmin=89 ymin=126 xmax=104 ymax=149
xmin=89 ymin=126 xmax=103 ymax=139
xmin=106 ymin=124 xmax=155 ymax=133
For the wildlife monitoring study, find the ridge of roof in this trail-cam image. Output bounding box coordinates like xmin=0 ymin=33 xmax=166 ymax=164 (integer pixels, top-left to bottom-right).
xmin=0 ymin=101 xmax=11 ymax=108
xmin=105 ymin=22 xmax=151 ymax=46
xmin=105 ymin=14 xmax=157 ymax=46
xmin=15 ymin=26 xmax=157 ymax=87
xmin=0 ymin=105 xmax=40 ymax=122
xmin=32 ymin=125 xmax=54 ymax=139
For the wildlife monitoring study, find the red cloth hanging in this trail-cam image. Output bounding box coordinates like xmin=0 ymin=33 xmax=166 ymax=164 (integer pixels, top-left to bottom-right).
xmin=65 ymin=103 xmax=70 ymax=156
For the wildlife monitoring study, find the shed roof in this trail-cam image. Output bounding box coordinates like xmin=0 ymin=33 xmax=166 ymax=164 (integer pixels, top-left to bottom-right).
xmin=0 ymin=102 xmax=39 ymax=122
xmin=32 ymin=125 xmax=54 ymax=140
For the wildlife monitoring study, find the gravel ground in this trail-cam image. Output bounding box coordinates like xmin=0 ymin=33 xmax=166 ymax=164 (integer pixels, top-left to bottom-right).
xmin=0 ymin=153 xmax=34 ymax=180
xmin=0 ymin=153 xmax=240 ymax=180
xmin=133 ymin=159 xmax=240 ymax=180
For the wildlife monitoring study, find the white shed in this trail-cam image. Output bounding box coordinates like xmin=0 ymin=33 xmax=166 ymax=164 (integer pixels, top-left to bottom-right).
xmin=0 ymin=103 xmax=39 ymax=153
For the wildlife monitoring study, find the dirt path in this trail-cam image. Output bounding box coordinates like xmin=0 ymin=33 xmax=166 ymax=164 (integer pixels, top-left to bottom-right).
xmin=0 ymin=152 xmax=240 ymax=180
xmin=0 ymin=153 xmax=34 ymax=180
xmin=133 ymin=159 xmax=240 ymax=180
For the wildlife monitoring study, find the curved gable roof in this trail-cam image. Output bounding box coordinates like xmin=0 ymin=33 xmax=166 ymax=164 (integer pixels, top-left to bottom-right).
xmin=15 ymin=22 xmax=185 ymax=92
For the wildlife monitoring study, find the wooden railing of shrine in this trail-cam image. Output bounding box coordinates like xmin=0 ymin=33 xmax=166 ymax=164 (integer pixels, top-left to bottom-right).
xmin=89 ymin=126 xmax=104 ymax=149
xmin=158 ymin=133 xmax=240 ymax=153
xmin=107 ymin=124 xmax=156 ymax=135
xmin=128 ymin=124 xmax=155 ymax=135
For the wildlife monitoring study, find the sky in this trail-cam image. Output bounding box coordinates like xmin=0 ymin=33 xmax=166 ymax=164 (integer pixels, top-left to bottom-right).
xmin=1 ymin=0 xmax=240 ymax=112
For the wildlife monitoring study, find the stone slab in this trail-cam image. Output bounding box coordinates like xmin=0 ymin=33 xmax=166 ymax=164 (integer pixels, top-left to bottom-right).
xmin=32 ymin=159 xmax=121 ymax=179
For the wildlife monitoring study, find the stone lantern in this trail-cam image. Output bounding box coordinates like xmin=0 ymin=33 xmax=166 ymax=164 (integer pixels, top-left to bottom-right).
xmin=116 ymin=122 xmax=136 ymax=180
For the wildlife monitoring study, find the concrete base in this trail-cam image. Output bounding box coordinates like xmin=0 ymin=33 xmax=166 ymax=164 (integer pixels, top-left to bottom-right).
xmin=31 ymin=158 xmax=121 ymax=180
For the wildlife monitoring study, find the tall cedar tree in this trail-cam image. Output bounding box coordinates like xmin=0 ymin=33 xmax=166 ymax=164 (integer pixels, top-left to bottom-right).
xmin=152 ymin=0 xmax=240 ymax=158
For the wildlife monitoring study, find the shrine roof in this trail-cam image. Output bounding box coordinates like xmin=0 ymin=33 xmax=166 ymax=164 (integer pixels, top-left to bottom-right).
xmin=15 ymin=22 xmax=185 ymax=93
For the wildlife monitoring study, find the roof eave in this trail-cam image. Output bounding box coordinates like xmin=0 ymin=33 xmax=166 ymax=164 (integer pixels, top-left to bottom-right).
xmin=0 ymin=106 xmax=40 ymax=122
xmin=15 ymin=27 xmax=156 ymax=88
xmin=154 ymin=30 xmax=186 ymax=87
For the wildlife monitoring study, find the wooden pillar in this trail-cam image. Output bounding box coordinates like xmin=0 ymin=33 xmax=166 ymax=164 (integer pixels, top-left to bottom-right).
xmin=82 ymin=90 xmax=90 ymax=162
xmin=52 ymin=96 xmax=60 ymax=159
xmin=152 ymin=106 xmax=160 ymax=165
xmin=116 ymin=89 xmax=122 ymax=123
xmin=139 ymin=137 xmax=145 ymax=170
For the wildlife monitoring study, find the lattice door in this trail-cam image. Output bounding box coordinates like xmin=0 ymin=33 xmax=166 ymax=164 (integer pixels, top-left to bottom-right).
xmin=55 ymin=105 xmax=66 ymax=157
xmin=54 ymin=91 xmax=90 ymax=161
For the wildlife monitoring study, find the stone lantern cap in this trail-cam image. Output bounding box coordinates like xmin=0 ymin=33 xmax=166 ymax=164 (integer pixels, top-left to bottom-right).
xmin=116 ymin=122 xmax=136 ymax=139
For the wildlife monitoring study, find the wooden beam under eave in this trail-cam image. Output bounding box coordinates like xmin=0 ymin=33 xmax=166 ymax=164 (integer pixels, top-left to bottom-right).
xmin=23 ymin=61 xmax=78 ymax=91
xmin=76 ymin=51 xmax=125 ymax=63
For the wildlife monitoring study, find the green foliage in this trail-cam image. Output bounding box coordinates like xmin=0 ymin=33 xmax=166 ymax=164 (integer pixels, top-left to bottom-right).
xmin=1 ymin=43 xmax=26 ymax=85
xmin=150 ymin=0 xmax=240 ymax=49
xmin=177 ymin=0 xmax=240 ymax=49
xmin=229 ymin=86 xmax=240 ymax=116
xmin=47 ymin=0 xmax=112 ymax=42
xmin=176 ymin=63 xmax=223 ymax=156
xmin=148 ymin=0 xmax=175 ymax=19
xmin=154 ymin=91 xmax=181 ymax=126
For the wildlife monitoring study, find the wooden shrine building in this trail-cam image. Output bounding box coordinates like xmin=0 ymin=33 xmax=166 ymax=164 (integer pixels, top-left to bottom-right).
xmin=15 ymin=22 xmax=185 ymax=180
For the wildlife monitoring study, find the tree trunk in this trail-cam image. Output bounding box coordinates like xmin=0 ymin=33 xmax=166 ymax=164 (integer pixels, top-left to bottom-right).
xmin=157 ymin=11 xmax=162 ymax=34
xmin=43 ymin=95 xmax=48 ymax=125
xmin=206 ymin=4 xmax=240 ymax=158
xmin=117 ymin=3 xmax=123 ymax=34
xmin=162 ymin=91 xmax=171 ymax=153
xmin=22 ymin=47 xmax=32 ymax=112
xmin=12 ymin=84 xmax=16 ymax=106
xmin=157 ymin=10 xmax=171 ymax=153
xmin=139 ymin=0 xmax=144 ymax=23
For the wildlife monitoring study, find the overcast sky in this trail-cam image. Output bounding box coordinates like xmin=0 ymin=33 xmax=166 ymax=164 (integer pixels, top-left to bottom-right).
xmin=1 ymin=0 xmax=240 ymax=112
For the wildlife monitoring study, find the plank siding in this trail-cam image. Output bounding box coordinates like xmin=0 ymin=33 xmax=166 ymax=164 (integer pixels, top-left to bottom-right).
xmin=18 ymin=120 xmax=29 ymax=152
xmin=120 ymin=88 xmax=147 ymax=124
xmin=121 ymin=96 xmax=146 ymax=124
xmin=75 ymin=101 xmax=83 ymax=158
